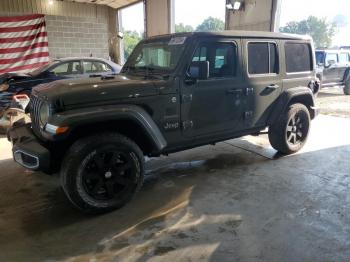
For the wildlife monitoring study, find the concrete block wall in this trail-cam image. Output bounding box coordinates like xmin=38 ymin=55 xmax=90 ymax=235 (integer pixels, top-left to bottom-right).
xmin=0 ymin=0 xmax=112 ymax=60
xmin=45 ymin=15 xmax=109 ymax=59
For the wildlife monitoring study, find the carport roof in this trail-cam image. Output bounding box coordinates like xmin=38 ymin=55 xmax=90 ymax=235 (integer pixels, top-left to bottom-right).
xmin=63 ymin=0 xmax=141 ymax=9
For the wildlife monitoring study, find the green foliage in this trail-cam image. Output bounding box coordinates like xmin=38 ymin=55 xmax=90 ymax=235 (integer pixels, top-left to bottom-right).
xmin=195 ymin=17 xmax=225 ymax=32
xmin=280 ymin=16 xmax=337 ymax=48
xmin=123 ymin=31 xmax=142 ymax=60
xmin=175 ymin=23 xmax=194 ymax=33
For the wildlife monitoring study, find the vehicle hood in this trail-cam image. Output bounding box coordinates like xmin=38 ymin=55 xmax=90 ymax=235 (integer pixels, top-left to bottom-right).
xmin=0 ymin=72 xmax=31 ymax=84
xmin=32 ymin=74 xmax=160 ymax=107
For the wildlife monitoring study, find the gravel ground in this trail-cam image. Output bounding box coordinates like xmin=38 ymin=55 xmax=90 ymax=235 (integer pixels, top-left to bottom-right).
xmin=316 ymin=86 xmax=350 ymax=118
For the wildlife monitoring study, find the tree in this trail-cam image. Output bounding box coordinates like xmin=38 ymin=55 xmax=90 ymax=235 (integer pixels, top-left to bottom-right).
xmin=175 ymin=23 xmax=194 ymax=33
xmin=196 ymin=17 xmax=225 ymax=32
xmin=123 ymin=31 xmax=142 ymax=60
xmin=280 ymin=16 xmax=337 ymax=48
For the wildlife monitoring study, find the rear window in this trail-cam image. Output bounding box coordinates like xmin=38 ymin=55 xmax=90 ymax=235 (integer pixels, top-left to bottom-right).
xmin=285 ymin=43 xmax=313 ymax=73
xmin=248 ymin=42 xmax=279 ymax=75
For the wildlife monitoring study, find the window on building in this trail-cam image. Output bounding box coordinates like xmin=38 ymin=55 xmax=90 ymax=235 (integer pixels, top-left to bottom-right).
xmin=285 ymin=43 xmax=313 ymax=73
xmin=248 ymin=42 xmax=279 ymax=75
xmin=192 ymin=42 xmax=237 ymax=78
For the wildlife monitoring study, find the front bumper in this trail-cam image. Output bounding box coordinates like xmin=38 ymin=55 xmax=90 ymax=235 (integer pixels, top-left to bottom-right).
xmin=8 ymin=123 xmax=51 ymax=172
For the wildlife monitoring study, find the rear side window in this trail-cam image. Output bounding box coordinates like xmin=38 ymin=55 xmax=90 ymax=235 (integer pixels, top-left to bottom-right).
xmin=339 ymin=53 xmax=349 ymax=63
xmin=285 ymin=43 xmax=313 ymax=73
xmin=248 ymin=42 xmax=279 ymax=75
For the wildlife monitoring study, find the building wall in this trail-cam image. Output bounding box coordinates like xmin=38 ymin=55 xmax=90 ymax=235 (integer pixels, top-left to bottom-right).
xmin=45 ymin=15 xmax=109 ymax=59
xmin=0 ymin=0 xmax=111 ymax=59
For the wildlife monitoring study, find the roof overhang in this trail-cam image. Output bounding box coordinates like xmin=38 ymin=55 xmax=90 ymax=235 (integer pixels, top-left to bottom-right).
xmin=63 ymin=0 xmax=141 ymax=9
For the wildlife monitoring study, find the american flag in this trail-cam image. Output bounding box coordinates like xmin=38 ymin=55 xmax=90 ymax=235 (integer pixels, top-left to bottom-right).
xmin=0 ymin=14 xmax=49 ymax=74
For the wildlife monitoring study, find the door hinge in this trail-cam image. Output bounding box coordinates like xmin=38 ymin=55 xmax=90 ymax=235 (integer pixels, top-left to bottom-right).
xmin=181 ymin=94 xmax=193 ymax=103
xmin=182 ymin=120 xmax=194 ymax=130
xmin=245 ymin=88 xmax=254 ymax=96
xmin=244 ymin=111 xmax=253 ymax=119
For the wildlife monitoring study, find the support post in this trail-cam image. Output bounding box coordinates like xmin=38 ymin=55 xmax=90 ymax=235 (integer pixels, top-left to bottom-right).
xmin=145 ymin=0 xmax=175 ymax=37
xmin=226 ymin=0 xmax=281 ymax=32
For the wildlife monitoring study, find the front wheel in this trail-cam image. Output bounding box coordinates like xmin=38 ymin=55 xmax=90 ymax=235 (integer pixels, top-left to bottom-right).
xmin=268 ymin=103 xmax=311 ymax=154
xmin=61 ymin=133 xmax=144 ymax=214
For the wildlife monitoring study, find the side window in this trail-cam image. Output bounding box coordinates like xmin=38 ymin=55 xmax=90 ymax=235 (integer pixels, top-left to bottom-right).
xmin=71 ymin=61 xmax=82 ymax=74
xmin=192 ymin=42 xmax=237 ymax=78
xmin=339 ymin=53 xmax=349 ymax=63
xmin=51 ymin=62 xmax=69 ymax=75
xmin=192 ymin=47 xmax=207 ymax=62
xmin=248 ymin=42 xmax=278 ymax=75
xmin=51 ymin=61 xmax=81 ymax=76
xmin=285 ymin=43 xmax=313 ymax=73
xmin=83 ymin=61 xmax=113 ymax=73
xmin=325 ymin=53 xmax=338 ymax=66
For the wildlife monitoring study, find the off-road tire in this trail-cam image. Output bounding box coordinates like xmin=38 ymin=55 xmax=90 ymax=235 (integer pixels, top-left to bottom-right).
xmin=61 ymin=132 xmax=144 ymax=214
xmin=268 ymin=103 xmax=310 ymax=155
xmin=344 ymin=83 xmax=350 ymax=95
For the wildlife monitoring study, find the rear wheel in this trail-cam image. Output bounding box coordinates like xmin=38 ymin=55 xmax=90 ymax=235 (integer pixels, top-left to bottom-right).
xmin=61 ymin=133 xmax=144 ymax=214
xmin=344 ymin=83 xmax=350 ymax=95
xmin=268 ymin=103 xmax=310 ymax=154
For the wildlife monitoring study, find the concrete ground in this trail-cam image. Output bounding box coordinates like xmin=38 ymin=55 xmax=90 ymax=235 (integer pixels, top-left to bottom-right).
xmin=0 ymin=90 xmax=350 ymax=261
xmin=316 ymin=86 xmax=350 ymax=118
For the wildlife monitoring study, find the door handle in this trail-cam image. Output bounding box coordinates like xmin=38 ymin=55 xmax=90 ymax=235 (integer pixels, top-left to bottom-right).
xmin=266 ymin=84 xmax=279 ymax=90
xmin=227 ymin=89 xmax=242 ymax=95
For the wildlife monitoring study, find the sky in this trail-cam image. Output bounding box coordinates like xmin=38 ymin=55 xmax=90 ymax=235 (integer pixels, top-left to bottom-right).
xmin=280 ymin=0 xmax=350 ymax=46
xmin=121 ymin=0 xmax=350 ymax=46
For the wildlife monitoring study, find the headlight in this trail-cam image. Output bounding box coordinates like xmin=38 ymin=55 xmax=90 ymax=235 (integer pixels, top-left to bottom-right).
xmin=0 ymin=83 xmax=9 ymax=92
xmin=39 ymin=102 xmax=50 ymax=128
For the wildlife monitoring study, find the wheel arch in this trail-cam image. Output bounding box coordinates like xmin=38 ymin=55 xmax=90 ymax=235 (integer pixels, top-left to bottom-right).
xmin=268 ymin=87 xmax=317 ymax=125
xmin=50 ymin=105 xmax=167 ymax=156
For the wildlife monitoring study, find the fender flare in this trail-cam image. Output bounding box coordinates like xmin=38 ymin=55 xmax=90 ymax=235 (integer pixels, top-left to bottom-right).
xmin=267 ymin=87 xmax=316 ymax=125
xmin=343 ymin=67 xmax=350 ymax=84
xmin=49 ymin=104 xmax=167 ymax=152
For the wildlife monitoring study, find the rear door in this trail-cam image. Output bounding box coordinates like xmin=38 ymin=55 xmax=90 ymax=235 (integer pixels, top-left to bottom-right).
xmin=242 ymin=39 xmax=282 ymax=128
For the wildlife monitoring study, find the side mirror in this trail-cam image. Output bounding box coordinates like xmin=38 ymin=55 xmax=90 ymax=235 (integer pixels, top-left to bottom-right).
xmin=188 ymin=61 xmax=209 ymax=80
xmin=326 ymin=60 xmax=336 ymax=68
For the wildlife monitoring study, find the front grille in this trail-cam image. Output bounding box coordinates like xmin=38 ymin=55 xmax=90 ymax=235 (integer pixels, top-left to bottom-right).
xmin=30 ymin=95 xmax=43 ymax=136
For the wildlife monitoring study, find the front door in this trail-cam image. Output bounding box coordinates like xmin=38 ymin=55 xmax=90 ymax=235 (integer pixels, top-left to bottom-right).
xmin=323 ymin=52 xmax=339 ymax=84
xmin=181 ymin=39 xmax=245 ymax=138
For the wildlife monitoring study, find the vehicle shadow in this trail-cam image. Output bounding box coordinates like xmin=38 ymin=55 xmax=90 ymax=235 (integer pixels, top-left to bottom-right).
xmin=1 ymin=142 xmax=350 ymax=261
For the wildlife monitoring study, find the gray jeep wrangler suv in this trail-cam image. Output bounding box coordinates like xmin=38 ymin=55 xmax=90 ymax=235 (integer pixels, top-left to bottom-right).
xmin=316 ymin=49 xmax=350 ymax=95
xmin=8 ymin=31 xmax=319 ymax=213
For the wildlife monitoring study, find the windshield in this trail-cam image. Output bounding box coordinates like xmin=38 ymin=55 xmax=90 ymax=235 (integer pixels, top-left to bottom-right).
xmin=315 ymin=51 xmax=325 ymax=65
xmin=124 ymin=37 xmax=187 ymax=74
xmin=28 ymin=61 xmax=58 ymax=76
